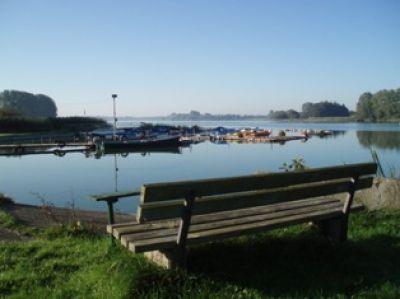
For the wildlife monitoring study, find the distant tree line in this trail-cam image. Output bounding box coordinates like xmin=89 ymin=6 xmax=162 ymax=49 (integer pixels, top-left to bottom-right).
xmin=267 ymin=109 xmax=300 ymax=120
xmin=165 ymin=103 xmax=351 ymax=121
xmin=0 ymin=90 xmax=57 ymax=118
xmin=167 ymin=110 xmax=266 ymax=121
xmin=268 ymin=101 xmax=350 ymax=120
xmin=0 ymin=117 xmax=110 ymax=133
xmin=301 ymin=101 xmax=350 ymax=117
xmin=356 ymin=88 xmax=400 ymax=122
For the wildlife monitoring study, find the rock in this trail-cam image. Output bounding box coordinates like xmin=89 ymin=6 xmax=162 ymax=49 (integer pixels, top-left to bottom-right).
xmin=357 ymin=178 xmax=400 ymax=210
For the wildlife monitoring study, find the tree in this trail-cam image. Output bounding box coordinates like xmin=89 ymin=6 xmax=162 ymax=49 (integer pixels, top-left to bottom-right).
xmin=268 ymin=109 xmax=301 ymax=120
xmin=356 ymin=88 xmax=400 ymax=122
xmin=286 ymin=109 xmax=301 ymax=119
xmin=356 ymin=92 xmax=374 ymax=121
xmin=301 ymin=102 xmax=313 ymax=118
xmin=301 ymin=101 xmax=350 ymax=117
xmin=0 ymin=90 xmax=57 ymax=118
xmin=189 ymin=110 xmax=201 ymax=120
xmin=0 ymin=107 xmax=20 ymax=118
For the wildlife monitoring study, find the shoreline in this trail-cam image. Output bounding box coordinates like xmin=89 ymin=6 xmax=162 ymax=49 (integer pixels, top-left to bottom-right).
xmin=0 ymin=201 xmax=134 ymax=240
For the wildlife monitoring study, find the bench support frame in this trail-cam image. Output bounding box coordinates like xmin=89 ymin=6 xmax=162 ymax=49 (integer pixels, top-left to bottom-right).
xmin=144 ymin=191 xmax=197 ymax=270
xmin=315 ymin=176 xmax=359 ymax=243
xmin=316 ymin=216 xmax=347 ymax=243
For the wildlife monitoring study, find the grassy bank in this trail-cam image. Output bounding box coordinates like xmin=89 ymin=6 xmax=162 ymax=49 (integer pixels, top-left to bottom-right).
xmin=1 ymin=210 xmax=400 ymax=298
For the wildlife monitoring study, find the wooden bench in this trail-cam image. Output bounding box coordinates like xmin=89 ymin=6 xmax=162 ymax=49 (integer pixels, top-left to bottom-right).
xmin=107 ymin=162 xmax=377 ymax=269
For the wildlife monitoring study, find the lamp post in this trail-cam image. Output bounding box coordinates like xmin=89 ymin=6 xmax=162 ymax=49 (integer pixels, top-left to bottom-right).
xmin=111 ymin=94 xmax=118 ymax=140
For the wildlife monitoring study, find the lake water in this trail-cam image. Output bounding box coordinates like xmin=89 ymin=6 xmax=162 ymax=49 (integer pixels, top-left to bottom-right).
xmin=1 ymin=121 xmax=400 ymax=213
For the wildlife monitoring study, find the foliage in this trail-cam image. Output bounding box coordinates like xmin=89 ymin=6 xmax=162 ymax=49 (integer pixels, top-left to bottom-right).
xmin=0 ymin=117 xmax=110 ymax=133
xmin=370 ymin=149 xmax=386 ymax=178
xmin=268 ymin=109 xmax=300 ymax=120
xmin=0 ymin=210 xmax=17 ymax=228
xmin=268 ymin=102 xmax=350 ymax=120
xmin=302 ymin=101 xmax=350 ymax=118
xmin=0 ymin=107 xmax=21 ymax=118
xmin=1 ymin=210 xmax=400 ymax=298
xmin=0 ymin=90 xmax=57 ymax=118
xmin=356 ymin=88 xmax=400 ymax=122
xmin=369 ymin=148 xmax=400 ymax=179
xmin=280 ymin=158 xmax=307 ymax=172
xmin=0 ymin=211 xmax=36 ymax=236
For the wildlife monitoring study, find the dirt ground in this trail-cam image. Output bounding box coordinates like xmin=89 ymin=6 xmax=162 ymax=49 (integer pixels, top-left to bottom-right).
xmin=0 ymin=201 xmax=134 ymax=241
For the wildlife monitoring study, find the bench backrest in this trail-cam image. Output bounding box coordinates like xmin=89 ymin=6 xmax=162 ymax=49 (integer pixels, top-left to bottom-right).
xmin=136 ymin=162 xmax=377 ymax=223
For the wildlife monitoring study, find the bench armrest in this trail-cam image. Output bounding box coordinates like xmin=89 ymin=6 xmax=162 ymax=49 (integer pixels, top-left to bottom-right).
xmin=90 ymin=190 xmax=141 ymax=202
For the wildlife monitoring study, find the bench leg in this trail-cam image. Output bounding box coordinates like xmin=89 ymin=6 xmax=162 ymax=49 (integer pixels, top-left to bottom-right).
xmin=316 ymin=216 xmax=348 ymax=243
xmin=144 ymin=248 xmax=187 ymax=270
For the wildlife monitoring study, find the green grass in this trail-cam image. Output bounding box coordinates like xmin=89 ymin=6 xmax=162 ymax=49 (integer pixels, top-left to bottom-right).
xmin=1 ymin=210 xmax=400 ymax=298
xmin=0 ymin=209 xmax=37 ymax=237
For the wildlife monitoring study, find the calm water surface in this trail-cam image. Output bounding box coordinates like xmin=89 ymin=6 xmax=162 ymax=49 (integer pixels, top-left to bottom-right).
xmin=1 ymin=121 xmax=400 ymax=213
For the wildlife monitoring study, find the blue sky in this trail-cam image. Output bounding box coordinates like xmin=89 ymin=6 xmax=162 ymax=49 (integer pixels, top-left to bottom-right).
xmin=1 ymin=0 xmax=399 ymax=117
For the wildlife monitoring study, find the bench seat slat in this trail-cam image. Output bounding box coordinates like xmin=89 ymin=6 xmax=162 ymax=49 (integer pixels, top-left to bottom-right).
xmin=120 ymin=201 xmax=344 ymax=247
xmin=141 ymin=162 xmax=377 ymax=203
xmin=138 ymin=177 xmax=373 ymax=222
xmin=107 ymin=220 xmax=177 ymax=235
xmin=110 ymin=197 xmax=342 ymax=238
xmin=129 ymin=207 xmax=345 ymax=253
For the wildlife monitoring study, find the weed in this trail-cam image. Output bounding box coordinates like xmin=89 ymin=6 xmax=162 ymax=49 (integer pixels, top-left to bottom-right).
xmin=280 ymin=158 xmax=308 ymax=172
xmin=31 ymin=192 xmax=60 ymax=224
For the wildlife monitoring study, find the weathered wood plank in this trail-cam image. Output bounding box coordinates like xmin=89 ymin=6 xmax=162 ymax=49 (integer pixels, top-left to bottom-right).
xmin=91 ymin=190 xmax=140 ymax=202
xmin=141 ymin=163 xmax=377 ymax=203
xmin=112 ymin=221 xmax=177 ymax=239
xmin=138 ymin=177 xmax=373 ymax=222
xmin=192 ymin=197 xmax=341 ymax=224
xmin=121 ymin=201 xmax=343 ymax=247
xmin=129 ymin=207 xmax=344 ymax=253
xmin=114 ymin=197 xmax=341 ymax=239
xmin=109 ymin=200 xmax=364 ymax=240
xmin=107 ymin=222 xmax=138 ymax=234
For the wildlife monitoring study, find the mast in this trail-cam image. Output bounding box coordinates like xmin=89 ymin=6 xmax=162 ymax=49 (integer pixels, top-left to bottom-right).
xmin=111 ymin=94 xmax=118 ymax=140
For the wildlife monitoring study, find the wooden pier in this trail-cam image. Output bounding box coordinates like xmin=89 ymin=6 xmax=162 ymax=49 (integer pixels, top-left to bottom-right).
xmin=0 ymin=142 xmax=95 ymax=156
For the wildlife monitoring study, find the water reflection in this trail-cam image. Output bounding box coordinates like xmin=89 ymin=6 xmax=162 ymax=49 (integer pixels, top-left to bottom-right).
xmin=313 ymin=130 xmax=346 ymax=139
xmin=93 ymin=145 xmax=184 ymax=159
xmin=357 ymin=131 xmax=400 ymax=151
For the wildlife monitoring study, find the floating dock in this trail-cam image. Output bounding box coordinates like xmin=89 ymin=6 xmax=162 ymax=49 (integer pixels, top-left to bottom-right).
xmin=211 ymin=135 xmax=307 ymax=143
xmin=0 ymin=142 xmax=94 ymax=156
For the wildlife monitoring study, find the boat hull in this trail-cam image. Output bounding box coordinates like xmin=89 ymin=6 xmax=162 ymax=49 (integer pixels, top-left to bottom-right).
xmin=102 ymin=136 xmax=182 ymax=149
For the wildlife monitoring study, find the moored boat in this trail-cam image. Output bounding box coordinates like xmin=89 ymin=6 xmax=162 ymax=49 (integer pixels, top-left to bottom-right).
xmin=102 ymin=135 xmax=181 ymax=149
